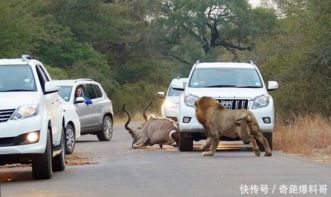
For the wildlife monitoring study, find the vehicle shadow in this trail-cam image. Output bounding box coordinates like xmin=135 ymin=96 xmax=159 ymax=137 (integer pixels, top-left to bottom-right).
xmin=132 ymin=143 xmax=253 ymax=153
xmin=76 ymin=140 xmax=100 ymax=143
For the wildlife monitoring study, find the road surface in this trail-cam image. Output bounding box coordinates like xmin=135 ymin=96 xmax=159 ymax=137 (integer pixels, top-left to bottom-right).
xmin=1 ymin=122 xmax=330 ymax=196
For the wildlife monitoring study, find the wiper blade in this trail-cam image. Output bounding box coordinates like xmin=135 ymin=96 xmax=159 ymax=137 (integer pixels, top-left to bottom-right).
xmin=236 ymin=85 xmax=261 ymax=88
xmin=204 ymin=85 xmax=237 ymax=88
xmin=1 ymin=89 xmax=33 ymax=92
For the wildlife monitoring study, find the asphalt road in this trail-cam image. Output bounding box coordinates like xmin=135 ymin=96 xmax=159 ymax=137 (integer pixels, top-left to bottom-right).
xmin=1 ymin=122 xmax=330 ymax=197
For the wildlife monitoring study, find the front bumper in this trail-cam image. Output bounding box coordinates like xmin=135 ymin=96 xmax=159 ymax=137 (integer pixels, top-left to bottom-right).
xmin=178 ymin=101 xmax=275 ymax=134
xmin=163 ymin=107 xmax=178 ymax=120
xmin=0 ymin=115 xmax=47 ymax=155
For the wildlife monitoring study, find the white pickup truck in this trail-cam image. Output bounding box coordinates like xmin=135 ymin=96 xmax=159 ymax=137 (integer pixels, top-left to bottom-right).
xmin=177 ymin=61 xmax=278 ymax=151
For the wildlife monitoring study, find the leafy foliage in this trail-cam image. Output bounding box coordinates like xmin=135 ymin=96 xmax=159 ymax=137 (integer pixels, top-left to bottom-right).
xmin=256 ymin=0 xmax=331 ymax=116
xmin=0 ymin=0 xmax=329 ymax=116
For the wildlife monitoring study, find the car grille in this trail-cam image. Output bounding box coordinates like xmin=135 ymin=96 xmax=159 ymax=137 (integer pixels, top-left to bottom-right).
xmin=0 ymin=109 xmax=15 ymax=123
xmin=218 ymin=99 xmax=248 ymax=110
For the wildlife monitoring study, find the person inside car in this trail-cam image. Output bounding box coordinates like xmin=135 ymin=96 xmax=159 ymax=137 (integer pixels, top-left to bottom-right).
xmin=75 ymin=86 xmax=92 ymax=105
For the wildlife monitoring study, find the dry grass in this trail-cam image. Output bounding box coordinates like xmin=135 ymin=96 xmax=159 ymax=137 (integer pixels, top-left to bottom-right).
xmin=274 ymin=114 xmax=331 ymax=162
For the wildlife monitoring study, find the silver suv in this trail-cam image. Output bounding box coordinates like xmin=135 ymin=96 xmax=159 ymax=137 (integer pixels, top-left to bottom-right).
xmin=53 ymin=79 xmax=114 ymax=141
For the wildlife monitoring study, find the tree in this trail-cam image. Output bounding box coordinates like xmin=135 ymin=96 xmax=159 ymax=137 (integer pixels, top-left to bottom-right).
xmin=0 ymin=0 xmax=41 ymax=57
xmin=257 ymin=0 xmax=331 ymax=116
xmin=146 ymin=0 xmax=277 ymax=62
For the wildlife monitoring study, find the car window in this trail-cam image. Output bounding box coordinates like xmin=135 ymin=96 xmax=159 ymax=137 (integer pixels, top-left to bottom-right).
xmin=84 ymin=84 xmax=97 ymax=99
xmin=93 ymin=84 xmax=103 ymax=98
xmin=38 ymin=65 xmax=50 ymax=81
xmin=36 ymin=65 xmax=48 ymax=92
xmin=58 ymin=86 xmax=72 ymax=102
xmin=167 ymin=87 xmax=183 ymax=96
xmin=189 ymin=67 xmax=262 ymax=88
xmin=0 ymin=65 xmax=36 ymax=92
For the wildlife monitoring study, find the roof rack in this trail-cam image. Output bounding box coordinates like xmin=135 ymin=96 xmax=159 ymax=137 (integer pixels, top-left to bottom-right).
xmin=74 ymin=78 xmax=94 ymax=82
xmin=249 ymin=60 xmax=254 ymax=64
xmin=22 ymin=54 xmax=32 ymax=62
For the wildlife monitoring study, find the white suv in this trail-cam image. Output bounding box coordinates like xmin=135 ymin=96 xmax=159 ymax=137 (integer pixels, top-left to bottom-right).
xmin=0 ymin=55 xmax=66 ymax=179
xmin=159 ymin=77 xmax=188 ymax=121
xmin=177 ymin=61 xmax=278 ymax=151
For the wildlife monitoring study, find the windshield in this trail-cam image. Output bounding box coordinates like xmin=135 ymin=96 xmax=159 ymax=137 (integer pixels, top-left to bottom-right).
xmin=189 ymin=67 xmax=262 ymax=88
xmin=58 ymin=86 xmax=72 ymax=102
xmin=0 ymin=65 xmax=36 ymax=92
xmin=167 ymin=87 xmax=184 ymax=96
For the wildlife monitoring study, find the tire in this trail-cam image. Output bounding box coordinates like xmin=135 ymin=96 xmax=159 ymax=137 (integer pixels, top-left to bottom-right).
xmin=257 ymin=133 xmax=273 ymax=151
xmin=52 ymin=127 xmax=66 ymax=172
xmin=97 ymin=116 xmax=113 ymax=141
xmin=179 ymin=132 xmax=193 ymax=151
xmin=32 ymin=128 xmax=52 ymax=180
xmin=65 ymin=124 xmax=76 ymax=154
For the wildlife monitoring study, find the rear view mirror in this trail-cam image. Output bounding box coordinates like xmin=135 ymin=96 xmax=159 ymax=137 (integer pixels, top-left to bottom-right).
xmin=44 ymin=81 xmax=59 ymax=94
xmin=172 ymin=83 xmax=185 ymax=91
xmin=74 ymin=97 xmax=85 ymax=104
xmin=267 ymin=81 xmax=278 ymax=91
xmin=157 ymin=92 xmax=165 ymax=98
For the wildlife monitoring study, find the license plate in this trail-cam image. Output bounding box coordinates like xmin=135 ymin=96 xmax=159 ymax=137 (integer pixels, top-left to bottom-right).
xmin=221 ymin=100 xmax=233 ymax=109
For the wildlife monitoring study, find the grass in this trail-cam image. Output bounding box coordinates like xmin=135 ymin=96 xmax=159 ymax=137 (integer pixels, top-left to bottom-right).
xmin=274 ymin=114 xmax=331 ymax=163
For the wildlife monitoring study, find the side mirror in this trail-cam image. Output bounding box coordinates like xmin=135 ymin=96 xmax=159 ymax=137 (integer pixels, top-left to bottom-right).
xmin=267 ymin=81 xmax=278 ymax=91
xmin=172 ymin=81 xmax=185 ymax=91
xmin=74 ymin=97 xmax=85 ymax=104
xmin=44 ymin=81 xmax=59 ymax=94
xmin=157 ymin=92 xmax=165 ymax=98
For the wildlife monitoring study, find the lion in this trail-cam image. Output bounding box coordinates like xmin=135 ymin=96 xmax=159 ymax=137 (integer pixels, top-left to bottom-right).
xmin=195 ymin=96 xmax=272 ymax=157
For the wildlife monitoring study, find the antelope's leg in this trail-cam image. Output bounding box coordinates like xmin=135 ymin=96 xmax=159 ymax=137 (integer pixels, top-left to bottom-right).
xmin=132 ymin=137 xmax=148 ymax=149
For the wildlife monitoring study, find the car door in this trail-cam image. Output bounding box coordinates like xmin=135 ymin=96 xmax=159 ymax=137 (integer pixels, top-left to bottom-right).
xmin=36 ymin=65 xmax=61 ymax=144
xmin=91 ymin=84 xmax=105 ymax=129
xmin=83 ymin=84 xmax=100 ymax=129
xmin=74 ymin=83 xmax=97 ymax=132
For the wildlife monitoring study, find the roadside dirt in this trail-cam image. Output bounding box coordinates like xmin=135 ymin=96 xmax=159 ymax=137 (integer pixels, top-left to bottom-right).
xmin=0 ymin=153 xmax=97 ymax=169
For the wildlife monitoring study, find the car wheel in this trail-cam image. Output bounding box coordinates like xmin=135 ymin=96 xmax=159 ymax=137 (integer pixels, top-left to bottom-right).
xmin=32 ymin=128 xmax=52 ymax=179
xmin=97 ymin=116 xmax=113 ymax=141
xmin=65 ymin=124 xmax=76 ymax=154
xmin=179 ymin=132 xmax=193 ymax=151
xmin=53 ymin=127 xmax=66 ymax=172
xmin=257 ymin=133 xmax=273 ymax=151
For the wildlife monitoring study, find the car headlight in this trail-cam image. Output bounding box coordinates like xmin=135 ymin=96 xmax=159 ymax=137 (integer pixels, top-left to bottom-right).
xmin=11 ymin=104 xmax=39 ymax=120
xmin=163 ymin=100 xmax=177 ymax=108
xmin=184 ymin=94 xmax=199 ymax=107
xmin=252 ymin=95 xmax=269 ymax=109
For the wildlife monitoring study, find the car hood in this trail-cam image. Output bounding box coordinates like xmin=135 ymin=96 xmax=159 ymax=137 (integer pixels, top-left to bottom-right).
xmin=0 ymin=92 xmax=40 ymax=109
xmin=186 ymin=87 xmax=268 ymax=99
xmin=165 ymin=96 xmax=181 ymax=104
